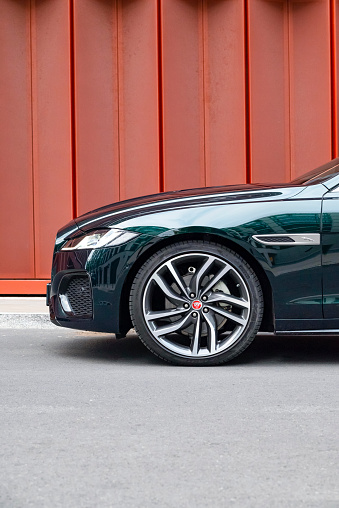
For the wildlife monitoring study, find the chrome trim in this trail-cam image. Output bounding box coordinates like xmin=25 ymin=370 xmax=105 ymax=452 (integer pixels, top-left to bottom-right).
xmin=252 ymin=233 xmax=320 ymax=246
xmin=59 ymin=294 xmax=72 ymax=313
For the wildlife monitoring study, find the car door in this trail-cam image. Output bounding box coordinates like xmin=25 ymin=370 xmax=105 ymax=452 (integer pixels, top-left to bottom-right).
xmin=322 ymin=186 xmax=339 ymax=320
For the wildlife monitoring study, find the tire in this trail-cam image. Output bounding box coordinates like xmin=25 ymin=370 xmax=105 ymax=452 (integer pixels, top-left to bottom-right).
xmin=129 ymin=241 xmax=263 ymax=366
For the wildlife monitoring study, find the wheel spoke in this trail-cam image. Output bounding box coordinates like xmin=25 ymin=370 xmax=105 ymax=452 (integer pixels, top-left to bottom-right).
xmin=207 ymin=304 xmax=247 ymax=326
xmin=165 ymin=260 xmax=189 ymax=298
xmin=152 ymin=273 xmax=187 ymax=304
xmin=190 ymin=256 xmax=214 ymax=296
xmin=145 ymin=307 xmax=187 ymax=322
xmin=190 ymin=313 xmax=201 ymax=355
xmin=153 ymin=313 xmax=192 ymax=338
xmin=200 ymin=264 xmax=231 ymax=296
xmin=204 ymin=311 xmax=217 ymax=354
xmin=207 ymin=292 xmax=250 ymax=309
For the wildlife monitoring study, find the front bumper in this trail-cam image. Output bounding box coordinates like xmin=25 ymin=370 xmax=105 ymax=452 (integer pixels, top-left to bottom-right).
xmin=49 ymin=269 xmax=122 ymax=334
xmin=48 ymin=247 xmax=129 ymax=334
xmin=48 ymin=232 xmax=161 ymax=334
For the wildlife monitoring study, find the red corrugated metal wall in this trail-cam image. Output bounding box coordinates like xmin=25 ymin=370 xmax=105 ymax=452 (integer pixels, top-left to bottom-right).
xmin=0 ymin=0 xmax=337 ymax=294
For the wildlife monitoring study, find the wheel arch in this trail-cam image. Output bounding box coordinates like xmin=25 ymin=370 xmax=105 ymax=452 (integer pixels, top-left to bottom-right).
xmin=119 ymin=232 xmax=274 ymax=335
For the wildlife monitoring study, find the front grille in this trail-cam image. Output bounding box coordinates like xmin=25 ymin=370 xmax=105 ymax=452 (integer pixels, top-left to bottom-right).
xmin=64 ymin=275 xmax=93 ymax=317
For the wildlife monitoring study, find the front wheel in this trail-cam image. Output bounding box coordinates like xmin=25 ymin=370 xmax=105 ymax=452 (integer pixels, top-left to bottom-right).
xmin=129 ymin=241 xmax=263 ymax=366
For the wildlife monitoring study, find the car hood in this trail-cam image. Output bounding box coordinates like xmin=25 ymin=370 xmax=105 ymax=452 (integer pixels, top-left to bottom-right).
xmin=74 ymin=182 xmax=303 ymax=232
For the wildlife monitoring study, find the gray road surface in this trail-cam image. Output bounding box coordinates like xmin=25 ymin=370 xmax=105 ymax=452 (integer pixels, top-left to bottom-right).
xmin=1 ymin=328 xmax=339 ymax=507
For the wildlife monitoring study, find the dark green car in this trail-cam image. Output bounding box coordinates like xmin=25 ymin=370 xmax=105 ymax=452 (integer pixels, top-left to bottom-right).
xmin=47 ymin=158 xmax=339 ymax=365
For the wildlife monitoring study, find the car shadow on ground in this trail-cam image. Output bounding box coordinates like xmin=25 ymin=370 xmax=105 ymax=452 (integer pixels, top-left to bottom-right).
xmin=52 ymin=332 xmax=162 ymax=365
xmin=52 ymin=331 xmax=339 ymax=366
xmin=234 ymin=333 xmax=339 ymax=365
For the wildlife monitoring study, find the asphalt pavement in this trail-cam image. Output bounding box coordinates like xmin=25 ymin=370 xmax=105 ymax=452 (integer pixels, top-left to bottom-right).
xmin=0 ymin=299 xmax=339 ymax=507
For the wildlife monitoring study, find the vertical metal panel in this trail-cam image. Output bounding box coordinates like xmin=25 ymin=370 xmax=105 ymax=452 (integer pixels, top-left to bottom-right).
xmin=161 ymin=0 xmax=205 ymax=191
xmin=31 ymin=0 xmax=73 ymax=278
xmin=73 ymin=0 xmax=120 ymax=215
xmin=249 ymin=0 xmax=332 ymax=183
xmin=289 ymin=0 xmax=332 ymax=178
xmin=248 ymin=0 xmax=291 ymax=183
xmin=0 ymin=1 xmax=35 ymax=279
xmin=204 ymin=0 xmax=247 ymax=186
xmin=117 ymin=0 xmax=160 ymax=200
xmin=0 ymin=0 xmax=337 ymax=294
xmin=74 ymin=0 xmax=159 ymax=215
xmin=161 ymin=0 xmax=246 ymax=191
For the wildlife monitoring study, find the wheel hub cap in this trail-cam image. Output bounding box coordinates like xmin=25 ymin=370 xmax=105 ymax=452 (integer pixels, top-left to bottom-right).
xmin=191 ymin=300 xmax=202 ymax=310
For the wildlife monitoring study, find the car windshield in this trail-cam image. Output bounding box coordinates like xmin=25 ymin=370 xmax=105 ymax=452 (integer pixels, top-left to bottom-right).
xmin=291 ymin=158 xmax=339 ymax=185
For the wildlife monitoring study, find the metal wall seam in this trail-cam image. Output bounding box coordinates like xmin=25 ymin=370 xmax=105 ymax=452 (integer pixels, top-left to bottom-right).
xmin=30 ymin=0 xmax=37 ymax=278
xmin=70 ymin=0 xmax=77 ymax=218
xmin=157 ymin=0 xmax=164 ymax=193
xmin=244 ymin=0 xmax=251 ymax=184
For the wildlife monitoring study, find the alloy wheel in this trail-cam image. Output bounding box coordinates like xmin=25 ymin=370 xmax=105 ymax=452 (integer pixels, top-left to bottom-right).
xmin=142 ymin=252 xmax=251 ymax=358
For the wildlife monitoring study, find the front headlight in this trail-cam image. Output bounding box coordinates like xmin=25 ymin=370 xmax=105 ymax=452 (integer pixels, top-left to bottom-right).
xmin=61 ymin=228 xmax=139 ymax=250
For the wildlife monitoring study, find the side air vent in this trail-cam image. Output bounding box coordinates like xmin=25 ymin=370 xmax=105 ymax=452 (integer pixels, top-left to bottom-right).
xmin=256 ymin=236 xmax=295 ymax=243
xmin=252 ymin=233 xmax=320 ymax=246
